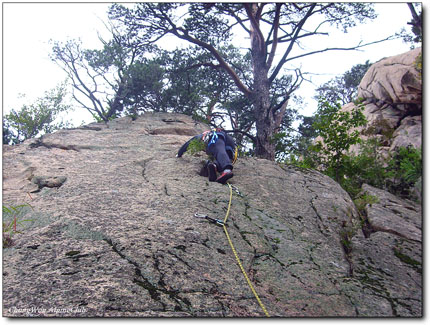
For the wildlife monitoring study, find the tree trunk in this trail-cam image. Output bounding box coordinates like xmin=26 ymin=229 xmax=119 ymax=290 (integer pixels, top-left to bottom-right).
xmin=253 ymin=80 xmax=276 ymax=160
xmin=248 ymin=3 xmax=276 ymax=160
xmin=106 ymin=83 xmax=126 ymax=120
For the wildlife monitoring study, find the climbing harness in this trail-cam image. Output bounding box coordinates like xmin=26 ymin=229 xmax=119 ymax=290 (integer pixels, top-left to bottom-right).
xmin=195 ymin=183 xmax=270 ymax=317
xmin=202 ymin=130 xmax=218 ymax=147
xmin=194 ymin=213 xmax=225 ymax=227
xmin=208 ymin=131 xmax=218 ymax=147
xmin=202 ymin=130 xmax=238 ymax=165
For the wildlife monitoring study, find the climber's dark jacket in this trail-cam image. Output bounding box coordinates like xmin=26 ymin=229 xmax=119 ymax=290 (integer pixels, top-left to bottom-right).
xmin=177 ymin=130 xmax=236 ymax=172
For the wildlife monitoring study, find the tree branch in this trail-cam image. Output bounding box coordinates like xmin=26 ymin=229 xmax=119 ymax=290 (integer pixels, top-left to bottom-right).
xmin=172 ymin=31 xmax=252 ymax=97
xmin=269 ymin=3 xmax=316 ymax=83
xmin=177 ymin=62 xmax=222 ymax=71
xmin=266 ymin=3 xmax=282 ymax=69
xmin=283 ymin=36 xmax=395 ymax=64
xmin=147 ymin=6 xmax=253 ymax=97
xmin=223 ymin=6 xmax=251 ymax=35
xmin=226 ymin=128 xmax=257 ymax=144
xmin=244 ymin=3 xmax=266 ymax=54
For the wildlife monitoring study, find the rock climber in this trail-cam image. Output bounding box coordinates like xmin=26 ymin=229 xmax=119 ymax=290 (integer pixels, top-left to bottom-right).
xmin=176 ymin=128 xmax=237 ymax=184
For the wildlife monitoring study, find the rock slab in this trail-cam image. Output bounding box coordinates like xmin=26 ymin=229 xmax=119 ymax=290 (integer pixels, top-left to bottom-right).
xmin=2 ymin=113 xmax=422 ymax=317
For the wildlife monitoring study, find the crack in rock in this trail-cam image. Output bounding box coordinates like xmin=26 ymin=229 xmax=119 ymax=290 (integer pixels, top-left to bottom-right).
xmin=135 ymin=158 xmax=154 ymax=183
xmin=104 ymin=238 xmax=193 ymax=314
xmin=29 ymin=138 xmax=81 ymax=152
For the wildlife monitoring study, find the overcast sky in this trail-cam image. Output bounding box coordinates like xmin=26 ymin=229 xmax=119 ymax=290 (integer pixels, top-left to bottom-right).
xmin=1 ymin=2 xmax=419 ymax=125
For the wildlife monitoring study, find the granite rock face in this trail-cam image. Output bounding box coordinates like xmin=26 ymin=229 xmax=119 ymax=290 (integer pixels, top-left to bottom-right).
xmin=358 ymin=47 xmax=422 ymax=105
xmin=345 ymin=48 xmax=422 ymax=155
xmin=350 ymin=184 xmax=422 ymax=316
xmin=2 ymin=113 xmax=422 ymax=317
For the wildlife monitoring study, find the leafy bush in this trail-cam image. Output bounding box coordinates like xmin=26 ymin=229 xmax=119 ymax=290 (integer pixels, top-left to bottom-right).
xmin=331 ymin=140 xmax=421 ymax=200
xmin=340 ymin=138 xmax=389 ymax=197
xmin=331 ymin=141 xmax=421 ymax=200
xmin=185 ymin=138 xmax=206 ymax=156
xmin=311 ymin=99 xmax=367 ymax=183
xmin=354 ymin=193 xmax=379 ymax=215
xmin=386 ymin=146 xmax=422 ymax=198
xmin=288 ymin=100 xmax=422 ymax=201
xmin=285 ymin=145 xmax=321 ymax=170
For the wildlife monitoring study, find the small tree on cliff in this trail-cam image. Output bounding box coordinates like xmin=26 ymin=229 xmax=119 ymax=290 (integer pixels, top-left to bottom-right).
xmin=3 ymin=84 xmax=72 ymax=145
xmin=312 ymin=99 xmax=367 ymax=184
xmin=50 ymin=30 xmax=152 ymax=122
xmin=109 ymin=3 xmax=385 ymax=160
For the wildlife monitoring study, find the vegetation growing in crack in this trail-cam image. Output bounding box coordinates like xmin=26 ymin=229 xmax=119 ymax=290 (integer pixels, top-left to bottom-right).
xmin=354 ymin=193 xmax=379 ymax=216
xmin=2 ymin=204 xmax=33 ymax=248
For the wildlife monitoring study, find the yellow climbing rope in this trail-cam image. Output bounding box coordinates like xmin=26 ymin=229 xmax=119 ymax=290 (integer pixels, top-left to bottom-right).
xmin=223 ymin=183 xmax=270 ymax=317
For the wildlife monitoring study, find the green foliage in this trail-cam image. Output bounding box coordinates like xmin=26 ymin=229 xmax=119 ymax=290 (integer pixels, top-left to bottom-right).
xmin=304 ymin=132 xmax=422 ymax=201
xmin=121 ymin=59 xmax=167 ymax=114
xmin=289 ymin=98 xmax=420 ymax=201
xmin=272 ymin=131 xmax=294 ymax=162
xmin=290 ymin=62 xmax=371 ymax=168
xmin=51 ymin=32 xmax=252 ymax=132
xmin=271 ymin=105 xmax=300 ymax=161
xmin=2 ymin=204 xmax=33 ymax=248
xmin=50 ymin=35 xmax=158 ymax=122
xmin=285 ymin=154 xmax=317 ymax=170
xmin=161 ymin=46 xmax=248 ymax=119
xmin=353 ymin=193 xmax=379 ymax=215
xmin=185 ymin=139 xmax=206 ymax=156
xmin=385 ymin=146 xmax=422 ymax=197
xmin=283 ymin=115 xmax=319 ymax=167
xmin=311 ymin=128 xmax=421 ymax=201
xmin=3 ymin=84 xmax=72 ymax=145
xmin=340 ymin=138 xmax=389 ymax=197
xmin=312 ymin=99 xmax=367 ymax=183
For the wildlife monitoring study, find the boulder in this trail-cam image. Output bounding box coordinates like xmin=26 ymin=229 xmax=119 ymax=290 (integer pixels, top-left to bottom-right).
xmin=2 ymin=113 xmax=422 ymax=317
xmin=359 ymin=184 xmax=421 ymax=241
xmin=390 ymin=115 xmax=422 ymax=150
xmin=343 ymin=48 xmax=422 ymax=155
xmin=358 ymin=47 xmax=422 ymax=105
